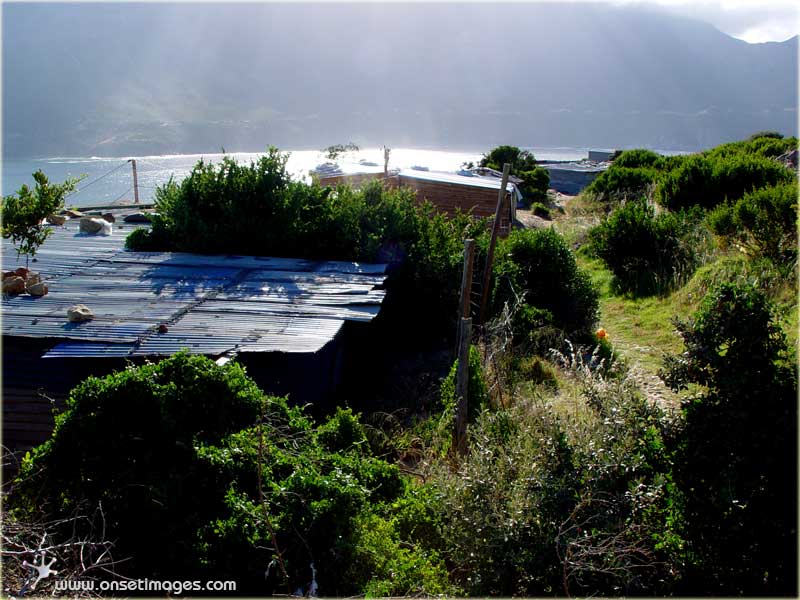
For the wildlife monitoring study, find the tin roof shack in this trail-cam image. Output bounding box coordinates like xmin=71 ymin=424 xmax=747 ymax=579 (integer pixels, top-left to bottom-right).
xmin=312 ymin=164 xmax=519 ymax=235
xmin=2 ymin=222 xmax=388 ymax=460
xmin=396 ymin=169 xmax=518 ymax=235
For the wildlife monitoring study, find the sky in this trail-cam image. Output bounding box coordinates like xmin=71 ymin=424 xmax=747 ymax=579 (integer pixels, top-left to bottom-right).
xmin=608 ymin=0 xmax=799 ymax=42
xmin=5 ymin=0 xmax=798 ymax=43
xmin=297 ymin=0 xmax=799 ymax=43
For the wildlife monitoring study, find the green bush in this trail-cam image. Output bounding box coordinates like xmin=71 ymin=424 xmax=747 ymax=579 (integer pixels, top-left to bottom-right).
xmin=653 ymin=154 xmax=715 ymax=210
xmin=440 ymin=344 xmax=490 ymax=423
xmin=492 ymin=228 xmax=599 ymax=340
xmin=479 ymin=145 xmax=537 ymax=173
xmin=585 ymin=166 xmax=659 ymax=200
xmin=2 ymin=171 xmax=78 ymax=265
xmin=656 ymin=150 xmax=794 ymax=211
xmin=660 ymin=283 xmax=798 ymax=595
xmin=611 ymin=148 xmax=663 ymax=169
xmin=748 ymin=130 xmax=784 ymax=141
xmin=589 ymin=200 xmax=704 ymax=295
xmin=709 ymin=181 xmax=798 ymax=268
xmin=530 ymin=201 xmax=551 ymax=218
xmin=706 ymin=135 xmax=797 ymax=159
xmin=428 ymin=372 xmax=673 ymax=596
xmin=519 ymin=168 xmax=550 ymax=204
xmin=11 ymin=353 xmax=431 ymax=596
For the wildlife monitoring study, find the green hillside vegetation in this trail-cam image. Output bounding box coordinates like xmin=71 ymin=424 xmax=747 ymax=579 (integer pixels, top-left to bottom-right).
xmin=4 ymin=136 xmax=797 ymax=596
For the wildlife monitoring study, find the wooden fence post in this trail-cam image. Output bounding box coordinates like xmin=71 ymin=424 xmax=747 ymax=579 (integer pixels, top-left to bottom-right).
xmin=453 ymin=317 xmax=472 ymax=456
xmin=478 ymin=163 xmax=511 ymax=325
xmin=456 ymin=239 xmax=475 ymax=354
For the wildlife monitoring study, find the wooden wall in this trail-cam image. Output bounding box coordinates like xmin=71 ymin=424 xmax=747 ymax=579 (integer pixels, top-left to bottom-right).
xmin=397 ymin=175 xmax=513 ymax=236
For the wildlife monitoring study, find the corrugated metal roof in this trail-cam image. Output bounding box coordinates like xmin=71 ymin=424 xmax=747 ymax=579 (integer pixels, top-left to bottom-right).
xmin=2 ymin=222 xmax=388 ymax=358
xmin=398 ymin=168 xmax=517 ymax=192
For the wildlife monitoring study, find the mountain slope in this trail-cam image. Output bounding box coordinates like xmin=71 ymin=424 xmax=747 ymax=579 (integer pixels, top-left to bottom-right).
xmin=2 ymin=3 xmax=797 ymax=157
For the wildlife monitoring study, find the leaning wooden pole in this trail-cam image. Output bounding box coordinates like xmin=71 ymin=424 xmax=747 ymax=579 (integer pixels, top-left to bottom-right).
xmin=129 ymin=159 xmax=140 ymax=205
xmin=478 ymin=163 xmax=511 ymax=324
xmin=456 ymin=238 xmax=476 ymax=352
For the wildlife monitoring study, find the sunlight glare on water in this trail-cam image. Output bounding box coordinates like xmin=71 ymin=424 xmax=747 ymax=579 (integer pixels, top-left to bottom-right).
xmin=1 ymin=147 xmax=591 ymax=207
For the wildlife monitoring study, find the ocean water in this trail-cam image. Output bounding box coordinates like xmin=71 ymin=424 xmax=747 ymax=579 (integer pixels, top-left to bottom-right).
xmin=1 ymin=147 xmax=591 ymax=207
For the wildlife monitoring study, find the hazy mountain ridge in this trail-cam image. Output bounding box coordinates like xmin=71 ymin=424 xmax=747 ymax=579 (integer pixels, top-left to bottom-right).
xmin=3 ymin=3 xmax=797 ymax=158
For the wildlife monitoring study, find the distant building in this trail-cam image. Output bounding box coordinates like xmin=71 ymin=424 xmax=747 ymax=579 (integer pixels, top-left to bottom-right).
xmin=588 ymin=149 xmax=616 ymax=162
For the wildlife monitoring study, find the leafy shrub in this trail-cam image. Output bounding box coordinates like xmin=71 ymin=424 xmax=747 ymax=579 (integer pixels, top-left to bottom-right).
xmin=492 ymin=228 xmax=599 ymax=340
xmin=611 ymin=148 xmax=663 ymax=169
xmin=748 ymin=130 xmax=784 ymax=141
xmin=480 ymin=145 xmax=537 ymax=173
xmin=427 ymin=370 xmax=673 ymax=596
xmin=11 ymin=353 xmax=430 ymax=596
xmin=589 ymin=200 xmax=704 ymax=295
xmin=653 ymin=154 xmax=715 ymax=210
xmin=439 ymin=345 xmax=490 ymax=423
xmin=585 ymin=166 xmax=658 ymax=200
xmin=711 ymin=153 xmax=793 ymax=205
xmin=708 ymin=181 xmax=798 ymax=268
xmin=656 ymin=150 xmax=794 ymax=211
xmin=519 ymin=168 xmax=550 ymax=204
xmin=2 ymin=171 xmax=78 ymax=265
xmin=707 ymin=135 xmax=797 ymax=159
xmin=660 ymin=283 xmax=798 ymax=595
xmin=530 ymin=201 xmax=551 ymax=218
xmin=346 ymin=511 xmax=456 ymax=597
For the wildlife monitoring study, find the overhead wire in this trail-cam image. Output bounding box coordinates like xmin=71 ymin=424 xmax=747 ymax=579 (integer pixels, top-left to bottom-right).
xmin=109 ymin=186 xmax=134 ymax=205
xmin=66 ymin=161 xmax=130 ymax=198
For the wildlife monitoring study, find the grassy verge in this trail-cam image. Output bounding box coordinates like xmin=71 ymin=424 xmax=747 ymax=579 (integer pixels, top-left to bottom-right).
xmin=576 ymin=254 xmax=688 ymax=374
xmin=554 ymin=194 xmax=797 ymax=381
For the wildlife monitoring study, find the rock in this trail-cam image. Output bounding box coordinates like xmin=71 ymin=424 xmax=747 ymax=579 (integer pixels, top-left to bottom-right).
xmin=158 ymin=323 xmax=169 ymax=333
xmin=26 ymin=272 xmax=41 ymax=286
xmin=102 ymin=212 xmax=116 ymax=223
xmin=26 ymin=281 xmax=48 ymax=296
xmin=80 ymin=217 xmax=104 ymax=234
xmin=46 ymin=214 xmax=67 ymax=226
xmin=123 ymin=212 xmax=153 ymax=223
xmin=2 ymin=271 xmax=17 ymax=280
xmin=67 ymin=304 xmax=94 ymax=323
xmin=79 ymin=217 xmax=112 ymax=235
xmin=14 ymin=267 xmax=30 ymax=279
xmin=3 ymin=276 xmax=26 ymax=295
xmin=63 ymin=209 xmax=84 ymax=218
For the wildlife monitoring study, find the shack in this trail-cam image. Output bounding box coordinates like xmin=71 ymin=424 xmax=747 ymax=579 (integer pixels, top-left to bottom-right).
xmin=313 ymin=165 xmax=519 ymax=236
xmin=2 ymin=222 xmax=388 ymax=458
xmin=396 ymin=169 xmax=518 ymax=236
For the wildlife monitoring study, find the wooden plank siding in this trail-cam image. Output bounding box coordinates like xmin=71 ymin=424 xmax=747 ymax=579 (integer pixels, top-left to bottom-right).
xmin=396 ymin=175 xmax=514 ymax=236
xmin=1 ymin=338 xmax=130 ymax=478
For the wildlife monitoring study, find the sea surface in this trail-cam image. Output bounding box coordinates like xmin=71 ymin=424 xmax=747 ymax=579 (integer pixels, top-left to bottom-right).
xmin=2 ymin=146 xmax=602 ymax=207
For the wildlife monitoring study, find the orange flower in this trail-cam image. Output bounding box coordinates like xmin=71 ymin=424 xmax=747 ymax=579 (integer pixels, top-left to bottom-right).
xmin=596 ymin=327 xmax=607 ymax=340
